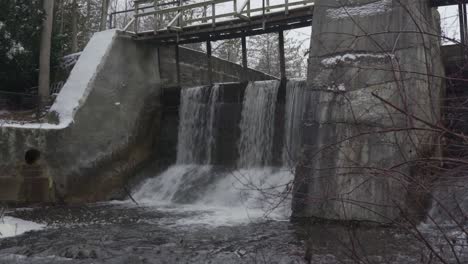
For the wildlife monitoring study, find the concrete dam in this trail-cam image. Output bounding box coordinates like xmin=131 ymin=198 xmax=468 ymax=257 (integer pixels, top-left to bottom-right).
xmin=1 ymin=0 xmax=467 ymax=229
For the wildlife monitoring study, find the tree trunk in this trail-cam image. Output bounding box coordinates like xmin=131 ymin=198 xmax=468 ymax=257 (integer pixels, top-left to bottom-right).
xmin=38 ymin=0 xmax=54 ymax=103
xmin=100 ymin=0 xmax=110 ymax=31
xmin=86 ymin=0 xmax=92 ymax=39
xmin=71 ymin=0 xmax=78 ymax=53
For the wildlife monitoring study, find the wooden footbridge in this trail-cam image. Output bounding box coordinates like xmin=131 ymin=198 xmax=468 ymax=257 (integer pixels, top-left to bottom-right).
xmin=110 ymin=0 xmax=314 ymax=81
xmin=118 ymin=0 xmax=314 ymax=44
xmin=108 ymin=0 xmax=468 ymax=81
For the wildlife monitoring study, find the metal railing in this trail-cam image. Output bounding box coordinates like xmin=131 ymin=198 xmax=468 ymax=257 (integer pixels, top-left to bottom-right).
xmin=119 ymin=0 xmax=314 ymax=34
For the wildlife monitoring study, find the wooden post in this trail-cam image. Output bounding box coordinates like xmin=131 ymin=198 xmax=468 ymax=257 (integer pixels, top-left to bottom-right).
xmin=459 ymin=4 xmax=466 ymax=59
xmin=175 ymin=45 xmax=181 ymax=85
xmin=207 ymin=40 xmax=213 ymax=84
xmin=279 ymin=30 xmax=286 ymax=80
xmin=285 ymin=0 xmax=289 ymax=15
xmin=178 ymin=0 xmax=183 ymax=27
xmin=460 ymin=4 xmax=465 ymax=45
xmin=234 ymin=0 xmax=237 ymax=14
xmin=154 ymin=0 xmax=158 ymax=34
xmin=108 ymin=13 xmax=113 ymax=29
xmin=463 ymin=4 xmax=468 ymax=45
xmin=242 ymin=36 xmax=248 ymax=82
xmin=134 ymin=2 xmax=139 ymax=33
xmin=212 ymin=2 xmax=216 ymax=27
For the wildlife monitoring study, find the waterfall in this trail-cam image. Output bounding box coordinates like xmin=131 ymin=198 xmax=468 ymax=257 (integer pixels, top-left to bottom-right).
xmin=237 ymin=81 xmax=280 ymax=168
xmin=176 ymin=85 xmax=220 ymax=164
xmin=133 ymin=81 xmax=299 ymax=224
xmin=283 ymin=80 xmax=307 ymax=167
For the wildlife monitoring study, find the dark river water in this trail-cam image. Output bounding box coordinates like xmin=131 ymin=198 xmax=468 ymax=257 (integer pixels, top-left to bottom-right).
xmin=0 ymin=203 xmax=466 ymax=264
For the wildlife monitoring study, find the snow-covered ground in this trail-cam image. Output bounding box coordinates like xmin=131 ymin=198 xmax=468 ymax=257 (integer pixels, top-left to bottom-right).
xmin=0 ymin=217 xmax=45 ymax=239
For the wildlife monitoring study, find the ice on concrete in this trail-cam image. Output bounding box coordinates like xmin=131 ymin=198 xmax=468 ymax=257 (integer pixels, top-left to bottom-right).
xmin=0 ymin=216 xmax=45 ymax=239
xmin=322 ymin=52 xmax=392 ymax=66
xmin=327 ymin=0 xmax=392 ymax=19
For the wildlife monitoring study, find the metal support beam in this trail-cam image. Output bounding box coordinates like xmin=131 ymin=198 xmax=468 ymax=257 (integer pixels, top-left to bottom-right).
xmin=241 ymin=35 xmax=248 ymax=81
xmin=175 ymin=45 xmax=181 ymax=84
xmin=207 ymin=40 xmax=213 ymax=84
xmin=278 ymin=30 xmax=286 ymax=80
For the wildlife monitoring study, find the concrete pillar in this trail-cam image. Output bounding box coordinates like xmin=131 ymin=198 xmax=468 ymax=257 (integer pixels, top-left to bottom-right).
xmin=293 ymin=0 xmax=445 ymax=223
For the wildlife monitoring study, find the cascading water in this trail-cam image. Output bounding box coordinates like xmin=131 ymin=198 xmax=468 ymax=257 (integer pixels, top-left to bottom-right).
xmin=133 ymin=80 xmax=304 ymax=225
xmin=176 ymin=85 xmax=219 ymax=164
xmin=237 ymin=81 xmax=279 ymax=168
xmin=283 ymin=80 xmax=307 ymax=167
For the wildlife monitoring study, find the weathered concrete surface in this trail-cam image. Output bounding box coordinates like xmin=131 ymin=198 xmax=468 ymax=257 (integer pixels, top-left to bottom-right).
xmin=0 ymin=30 xmax=269 ymax=203
xmin=159 ymin=46 xmax=274 ymax=87
xmin=293 ymin=0 xmax=445 ymax=222
xmin=0 ymin=30 xmax=162 ymax=203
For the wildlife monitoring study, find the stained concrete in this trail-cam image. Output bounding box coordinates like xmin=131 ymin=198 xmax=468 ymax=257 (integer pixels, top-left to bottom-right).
xmin=293 ymin=0 xmax=445 ymax=222
xmin=0 ymin=30 xmax=271 ymax=204
xmin=159 ymin=46 xmax=274 ymax=87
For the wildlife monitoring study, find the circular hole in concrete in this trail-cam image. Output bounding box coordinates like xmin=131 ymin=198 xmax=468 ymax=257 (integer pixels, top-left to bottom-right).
xmin=25 ymin=149 xmax=41 ymax=165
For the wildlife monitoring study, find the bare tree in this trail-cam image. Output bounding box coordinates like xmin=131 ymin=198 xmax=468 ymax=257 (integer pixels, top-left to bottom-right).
xmin=100 ymin=0 xmax=110 ymax=31
xmin=38 ymin=0 xmax=55 ymax=103
xmin=71 ymin=0 xmax=79 ymax=53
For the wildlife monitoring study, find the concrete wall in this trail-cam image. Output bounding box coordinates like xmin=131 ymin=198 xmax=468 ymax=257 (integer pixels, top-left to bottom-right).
xmin=159 ymin=46 xmax=275 ymax=87
xmin=292 ymin=0 xmax=445 ymax=223
xmin=0 ymin=31 xmax=162 ymax=203
xmin=0 ymin=30 xmax=268 ymax=203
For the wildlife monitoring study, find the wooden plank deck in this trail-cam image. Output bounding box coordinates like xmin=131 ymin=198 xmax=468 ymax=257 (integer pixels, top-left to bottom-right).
xmin=119 ymin=0 xmax=314 ymax=45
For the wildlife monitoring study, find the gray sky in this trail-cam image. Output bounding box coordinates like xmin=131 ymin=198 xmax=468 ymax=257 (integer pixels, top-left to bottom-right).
xmin=439 ymin=5 xmax=461 ymax=44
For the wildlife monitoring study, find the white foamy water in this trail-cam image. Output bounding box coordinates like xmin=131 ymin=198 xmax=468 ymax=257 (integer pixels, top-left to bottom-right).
xmin=0 ymin=217 xmax=45 ymax=239
xmin=133 ymin=165 xmax=293 ymax=226
xmin=176 ymin=85 xmax=220 ymax=165
xmin=132 ymin=81 xmax=300 ymax=226
xmin=238 ymin=81 xmax=280 ymax=168
xmin=283 ymin=79 xmax=307 ymax=167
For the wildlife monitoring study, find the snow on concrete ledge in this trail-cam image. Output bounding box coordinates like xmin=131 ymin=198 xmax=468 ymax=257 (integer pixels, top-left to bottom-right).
xmin=327 ymin=0 xmax=392 ymax=19
xmin=1 ymin=30 xmax=117 ymax=130
xmin=49 ymin=29 xmax=118 ymax=128
xmin=0 ymin=216 xmax=45 ymax=239
xmin=321 ymin=52 xmax=393 ymax=66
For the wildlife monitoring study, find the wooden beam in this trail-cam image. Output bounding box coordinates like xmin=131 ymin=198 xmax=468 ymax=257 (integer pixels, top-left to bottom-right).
xmin=278 ymin=30 xmax=286 ymax=80
xmin=242 ymin=35 xmax=248 ymax=81
xmin=134 ymin=2 xmax=139 ymax=33
xmin=135 ymin=6 xmax=313 ymax=43
xmin=146 ymin=19 xmax=312 ymax=45
xmin=207 ymin=40 xmax=213 ymax=84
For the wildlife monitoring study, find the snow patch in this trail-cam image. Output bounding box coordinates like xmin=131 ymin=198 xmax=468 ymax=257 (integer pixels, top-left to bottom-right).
xmin=6 ymin=42 xmax=25 ymax=60
xmin=327 ymin=83 xmax=346 ymax=92
xmin=0 ymin=30 xmax=117 ymax=130
xmin=49 ymin=29 xmax=117 ymax=128
xmin=321 ymin=53 xmax=392 ymax=66
xmin=0 ymin=216 xmax=45 ymax=239
xmin=327 ymin=0 xmax=392 ymax=19
xmin=61 ymin=52 xmax=82 ymax=69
